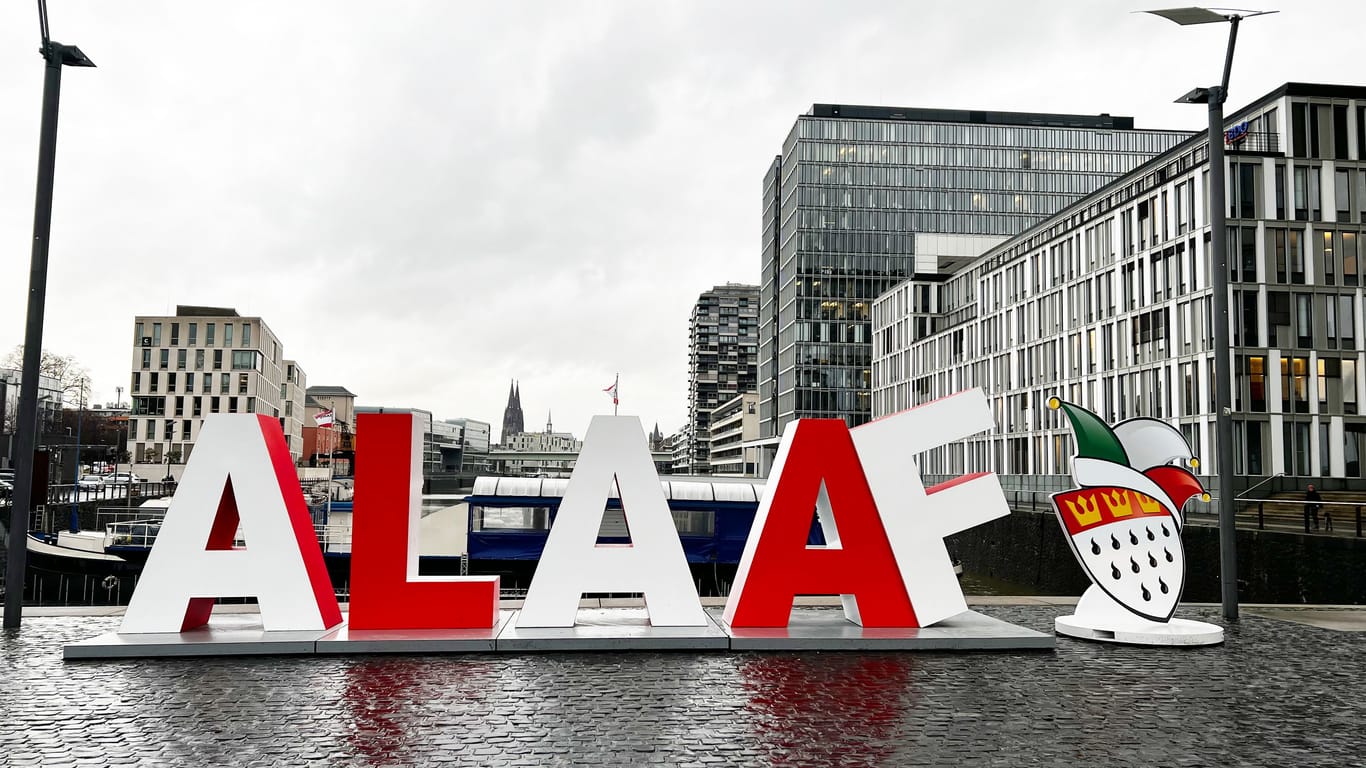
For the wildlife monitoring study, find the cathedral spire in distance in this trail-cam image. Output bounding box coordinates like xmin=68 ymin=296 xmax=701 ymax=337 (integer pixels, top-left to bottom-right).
xmin=502 ymin=378 xmax=525 ymax=444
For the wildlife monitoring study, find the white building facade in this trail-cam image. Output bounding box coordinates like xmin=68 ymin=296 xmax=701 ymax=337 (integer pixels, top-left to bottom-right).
xmin=128 ymin=306 xmax=308 ymax=469
xmin=872 ymin=83 xmax=1366 ymax=490
xmin=707 ymin=393 xmax=759 ymax=476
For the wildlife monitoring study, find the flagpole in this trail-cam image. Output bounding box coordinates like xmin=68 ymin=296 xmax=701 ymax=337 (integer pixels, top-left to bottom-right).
xmin=325 ymin=398 xmax=333 ymax=525
xmin=614 ymin=373 xmax=619 ymax=416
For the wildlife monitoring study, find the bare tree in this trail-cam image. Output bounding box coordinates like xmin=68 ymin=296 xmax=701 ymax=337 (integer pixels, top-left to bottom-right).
xmin=2 ymin=346 xmax=92 ymax=432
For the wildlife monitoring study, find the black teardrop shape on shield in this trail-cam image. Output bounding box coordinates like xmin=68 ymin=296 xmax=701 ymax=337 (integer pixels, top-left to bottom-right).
xmin=1164 ymin=548 xmax=1174 ymax=562
xmin=1129 ymin=530 xmax=1139 ymax=545
xmin=1146 ymin=526 xmax=1156 ymax=541
xmin=1091 ymin=538 xmax=1101 ymax=555
xmin=1111 ymin=563 xmax=1122 ymax=580
xmin=1111 ymin=534 xmax=1121 ymax=550
xmin=1159 ymin=578 xmax=1170 ymax=594
xmin=1162 ymin=524 xmax=1171 ymax=537
xmin=1141 ymin=584 xmax=1152 ymax=601
xmin=1148 ymin=552 xmax=1158 ymax=568
xmin=1130 ymin=557 xmax=1141 ymax=574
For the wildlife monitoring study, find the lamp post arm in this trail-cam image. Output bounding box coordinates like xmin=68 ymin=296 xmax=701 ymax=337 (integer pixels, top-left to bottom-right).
xmin=1218 ymin=15 xmax=1241 ymax=100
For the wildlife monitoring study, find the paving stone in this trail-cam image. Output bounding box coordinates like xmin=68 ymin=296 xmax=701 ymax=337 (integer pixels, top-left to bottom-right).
xmin=1 ymin=607 xmax=1364 ymax=764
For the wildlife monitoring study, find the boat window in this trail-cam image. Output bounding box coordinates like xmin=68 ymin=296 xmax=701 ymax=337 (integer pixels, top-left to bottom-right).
xmin=472 ymin=505 xmax=551 ymax=532
xmin=672 ymin=510 xmax=715 ymax=536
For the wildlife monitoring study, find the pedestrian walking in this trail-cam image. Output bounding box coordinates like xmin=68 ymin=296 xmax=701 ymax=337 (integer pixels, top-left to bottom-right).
xmin=1305 ymin=484 xmax=1322 ymax=533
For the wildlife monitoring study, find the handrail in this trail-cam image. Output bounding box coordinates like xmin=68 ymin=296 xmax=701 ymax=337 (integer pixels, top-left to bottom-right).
xmin=1235 ymin=473 xmax=1284 ymax=501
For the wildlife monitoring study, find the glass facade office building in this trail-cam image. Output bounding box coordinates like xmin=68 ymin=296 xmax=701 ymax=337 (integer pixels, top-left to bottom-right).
xmin=759 ymin=105 xmax=1190 ymax=437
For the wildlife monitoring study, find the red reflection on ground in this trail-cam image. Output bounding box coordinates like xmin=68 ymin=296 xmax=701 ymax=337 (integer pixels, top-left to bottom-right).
xmin=342 ymin=659 xmax=493 ymax=764
xmin=741 ymin=654 xmax=914 ymax=763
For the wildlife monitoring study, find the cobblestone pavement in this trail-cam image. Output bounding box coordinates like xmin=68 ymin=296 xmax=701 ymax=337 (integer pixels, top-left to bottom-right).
xmin=2 ymin=606 xmax=1363 ymax=767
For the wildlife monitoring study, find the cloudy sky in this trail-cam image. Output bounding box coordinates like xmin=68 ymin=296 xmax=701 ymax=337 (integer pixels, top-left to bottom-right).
xmin=1 ymin=0 xmax=1361 ymax=441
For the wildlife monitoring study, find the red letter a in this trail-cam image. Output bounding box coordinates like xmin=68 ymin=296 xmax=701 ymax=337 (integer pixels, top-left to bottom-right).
xmin=722 ymin=419 xmax=916 ymax=628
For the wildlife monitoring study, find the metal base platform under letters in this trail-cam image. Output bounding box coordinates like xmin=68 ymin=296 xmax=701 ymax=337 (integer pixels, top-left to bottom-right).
xmin=716 ymin=608 xmax=1055 ymax=651
xmin=64 ymin=606 xmax=1054 ymax=659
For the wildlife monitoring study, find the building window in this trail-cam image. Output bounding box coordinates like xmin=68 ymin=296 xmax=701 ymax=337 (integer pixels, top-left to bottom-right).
xmin=213 ymin=350 xmax=222 ymax=370
xmin=195 ymin=350 xmax=205 ymax=370
xmin=170 ymin=323 xmax=179 ymax=346
xmin=238 ymin=374 xmax=249 ymax=394
xmin=141 ymin=349 xmax=151 ymax=370
xmin=185 ymin=372 xmax=194 ymax=391
xmin=167 ymin=373 xmax=177 ymax=391
xmin=242 ymin=323 xmax=251 ymax=346
xmin=131 ymin=372 xmax=140 ymax=394
xmin=159 ymin=350 xmax=169 ymax=369
xmin=188 ymin=323 xmax=197 ymax=346
xmin=220 ymin=373 xmax=230 ymax=394
xmin=205 ymin=323 xmax=215 ymax=346
xmin=231 ymin=351 xmax=258 ymax=370
xmin=152 ymin=323 xmax=162 ymax=345
xmin=149 ymin=374 xmax=158 ymax=393
xmin=224 ymin=324 xmax=233 ymax=347
xmin=177 ymin=349 xmax=187 ymax=370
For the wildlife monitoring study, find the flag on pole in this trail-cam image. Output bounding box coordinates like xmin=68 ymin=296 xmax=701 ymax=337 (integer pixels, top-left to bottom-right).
xmin=314 ymin=408 xmax=335 ymax=427
xmin=603 ymin=374 xmax=619 ymax=412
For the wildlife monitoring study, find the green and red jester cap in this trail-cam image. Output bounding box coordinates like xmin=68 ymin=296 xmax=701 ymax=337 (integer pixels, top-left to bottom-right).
xmin=1048 ymin=396 xmax=1208 ymax=520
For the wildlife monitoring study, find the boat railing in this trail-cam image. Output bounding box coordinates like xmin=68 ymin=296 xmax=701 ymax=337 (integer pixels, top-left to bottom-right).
xmin=315 ymin=522 xmax=353 ymax=553
xmin=105 ymin=520 xmax=165 ymax=549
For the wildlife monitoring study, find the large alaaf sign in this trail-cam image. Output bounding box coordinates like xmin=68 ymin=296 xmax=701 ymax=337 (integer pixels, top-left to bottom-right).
xmin=120 ymin=390 xmax=1009 ymax=638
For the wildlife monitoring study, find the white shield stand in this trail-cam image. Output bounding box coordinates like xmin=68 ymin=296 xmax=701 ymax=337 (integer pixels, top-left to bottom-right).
xmin=1056 ymin=585 xmax=1223 ymax=646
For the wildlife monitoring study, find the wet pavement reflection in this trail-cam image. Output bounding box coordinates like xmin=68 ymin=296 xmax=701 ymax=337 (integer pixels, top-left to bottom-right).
xmin=7 ymin=606 xmax=1366 ymax=766
xmin=741 ymin=655 xmax=914 ymax=765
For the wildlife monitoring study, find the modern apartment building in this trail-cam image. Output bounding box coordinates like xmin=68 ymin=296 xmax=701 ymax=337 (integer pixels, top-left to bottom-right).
xmin=128 ymin=305 xmax=307 ymax=469
xmin=686 ymin=284 xmax=759 ymax=473
xmin=872 ymin=83 xmax=1366 ymax=490
xmin=708 ymin=392 xmax=759 ymax=476
xmin=760 ymin=103 xmax=1192 ymax=438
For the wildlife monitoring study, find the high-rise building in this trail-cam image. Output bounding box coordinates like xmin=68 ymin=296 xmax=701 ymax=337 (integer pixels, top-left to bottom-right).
xmin=872 ymin=82 xmax=1366 ymax=490
xmin=501 ymin=380 xmax=525 ymax=446
xmin=759 ymin=104 xmax=1192 ymax=439
xmin=686 ymin=284 xmax=759 ymax=473
xmin=128 ymin=305 xmax=307 ymax=469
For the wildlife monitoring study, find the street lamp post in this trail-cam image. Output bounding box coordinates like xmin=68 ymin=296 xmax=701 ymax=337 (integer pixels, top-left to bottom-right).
xmin=3 ymin=2 xmax=96 ymax=629
xmin=1146 ymin=7 xmax=1276 ymax=622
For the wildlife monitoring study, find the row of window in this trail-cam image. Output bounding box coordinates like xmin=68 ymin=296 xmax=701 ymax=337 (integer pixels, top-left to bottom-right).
xmin=134 ymin=320 xmax=251 ymax=349
xmin=796 ymin=118 xmax=1187 ymax=155
xmin=138 ymin=348 xmax=263 ymax=373
xmin=131 ymin=394 xmax=268 ymax=419
xmin=131 ymin=371 xmax=261 ymax=397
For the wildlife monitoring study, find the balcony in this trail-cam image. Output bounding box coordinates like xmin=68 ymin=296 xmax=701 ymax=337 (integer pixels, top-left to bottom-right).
xmin=1225 ymin=130 xmax=1279 ymax=155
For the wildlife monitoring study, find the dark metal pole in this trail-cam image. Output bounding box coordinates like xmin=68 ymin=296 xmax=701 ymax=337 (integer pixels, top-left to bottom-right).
xmin=4 ymin=47 xmax=65 ymax=629
xmin=1209 ymin=15 xmax=1242 ymax=623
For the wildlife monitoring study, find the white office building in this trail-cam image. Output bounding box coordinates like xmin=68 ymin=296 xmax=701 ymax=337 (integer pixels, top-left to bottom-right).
xmin=128 ymin=306 xmax=308 ymax=470
xmin=872 ymin=83 xmax=1366 ymax=492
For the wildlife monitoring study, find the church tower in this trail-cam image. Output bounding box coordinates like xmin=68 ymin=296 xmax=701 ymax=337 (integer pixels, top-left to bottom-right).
xmin=501 ymin=379 xmax=525 ymax=445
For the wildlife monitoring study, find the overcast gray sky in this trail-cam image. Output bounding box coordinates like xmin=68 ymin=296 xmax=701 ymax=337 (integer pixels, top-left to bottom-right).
xmin=2 ymin=0 xmax=1362 ymax=441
